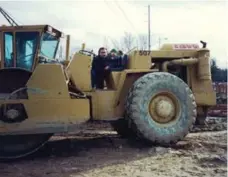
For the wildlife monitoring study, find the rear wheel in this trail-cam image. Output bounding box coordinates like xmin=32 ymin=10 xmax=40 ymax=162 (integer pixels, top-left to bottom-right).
xmin=0 ymin=68 xmax=53 ymax=160
xmin=125 ymin=72 xmax=197 ymax=145
xmin=0 ymin=134 xmax=52 ymax=160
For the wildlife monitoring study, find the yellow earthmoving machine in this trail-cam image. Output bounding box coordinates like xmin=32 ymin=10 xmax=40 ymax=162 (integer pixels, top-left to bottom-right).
xmin=0 ymin=23 xmax=216 ymax=160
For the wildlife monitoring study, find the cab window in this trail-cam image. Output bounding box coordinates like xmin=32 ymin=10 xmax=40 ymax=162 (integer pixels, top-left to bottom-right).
xmin=3 ymin=32 xmax=14 ymax=68
xmin=40 ymin=32 xmax=59 ymax=59
xmin=15 ymin=31 xmax=39 ymax=71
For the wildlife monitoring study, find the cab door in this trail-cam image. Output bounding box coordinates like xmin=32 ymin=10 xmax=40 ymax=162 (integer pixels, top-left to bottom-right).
xmin=15 ymin=31 xmax=40 ymax=71
xmin=1 ymin=30 xmax=40 ymax=72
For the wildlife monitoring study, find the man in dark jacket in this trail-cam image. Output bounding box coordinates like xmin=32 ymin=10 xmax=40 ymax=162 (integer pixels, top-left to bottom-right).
xmin=91 ymin=47 xmax=110 ymax=89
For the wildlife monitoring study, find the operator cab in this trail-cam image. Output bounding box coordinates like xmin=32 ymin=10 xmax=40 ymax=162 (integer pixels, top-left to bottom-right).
xmin=0 ymin=25 xmax=64 ymax=72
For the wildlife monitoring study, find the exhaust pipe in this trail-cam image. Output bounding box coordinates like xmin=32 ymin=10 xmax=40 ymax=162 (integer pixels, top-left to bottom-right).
xmin=161 ymin=49 xmax=211 ymax=80
xmin=65 ymin=35 xmax=70 ymax=61
xmin=162 ymin=58 xmax=198 ymax=72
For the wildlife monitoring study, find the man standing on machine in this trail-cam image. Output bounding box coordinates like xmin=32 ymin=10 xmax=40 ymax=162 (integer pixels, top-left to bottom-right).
xmin=91 ymin=47 xmax=111 ymax=89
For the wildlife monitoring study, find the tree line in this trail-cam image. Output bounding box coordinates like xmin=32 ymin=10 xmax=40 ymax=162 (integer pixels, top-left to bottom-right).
xmin=211 ymin=59 xmax=227 ymax=82
xmin=104 ymin=32 xmax=148 ymax=52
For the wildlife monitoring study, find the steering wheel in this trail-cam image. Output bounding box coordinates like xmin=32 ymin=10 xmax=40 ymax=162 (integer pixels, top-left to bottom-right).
xmin=79 ymin=50 xmax=97 ymax=57
xmin=15 ymin=53 xmax=35 ymax=64
xmin=38 ymin=54 xmax=49 ymax=63
xmin=17 ymin=53 xmax=34 ymax=60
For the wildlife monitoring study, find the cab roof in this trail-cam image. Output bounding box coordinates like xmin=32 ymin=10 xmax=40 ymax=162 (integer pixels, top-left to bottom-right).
xmin=0 ymin=24 xmax=64 ymax=38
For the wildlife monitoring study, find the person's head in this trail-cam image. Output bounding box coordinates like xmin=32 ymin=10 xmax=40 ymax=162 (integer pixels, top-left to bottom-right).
xmin=98 ymin=47 xmax=108 ymax=58
xmin=118 ymin=50 xmax=123 ymax=56
xmin=110 ymin=49 xmax=117 ymax=57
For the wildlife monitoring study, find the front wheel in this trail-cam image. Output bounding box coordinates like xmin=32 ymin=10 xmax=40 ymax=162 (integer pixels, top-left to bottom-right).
xmin=125 ymin=72 xmax=197 ymax=145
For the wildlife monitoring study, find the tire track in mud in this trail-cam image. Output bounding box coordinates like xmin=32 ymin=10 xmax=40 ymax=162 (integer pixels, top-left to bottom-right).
xmin=0 ymin=119 xmax=226 ymax=177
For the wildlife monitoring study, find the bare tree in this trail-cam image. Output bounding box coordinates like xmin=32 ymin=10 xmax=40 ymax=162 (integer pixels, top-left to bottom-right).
xmin=138 ymin=34 xmax=148 ymax=50
xmin=107 ymin=32 xmax=138 ymax=53
xmin=110 ymin=39 xmax=122 ymax=51
xmin=122 ymin=32 xmax=135 ymax=52
xmin=103 ymin=36 xmax=110 ymax=50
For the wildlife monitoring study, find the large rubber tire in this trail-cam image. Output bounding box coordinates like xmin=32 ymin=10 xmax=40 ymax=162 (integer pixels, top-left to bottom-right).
xmin=0 ymin=134 xmax=53 ymax=161
xmin=125 ymin=72 xmax=197 ymax=145
xmin=0 ymin=68 xmax=53 ymax=160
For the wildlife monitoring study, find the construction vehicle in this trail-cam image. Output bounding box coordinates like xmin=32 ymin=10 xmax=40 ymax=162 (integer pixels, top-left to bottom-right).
xmin=0 ymin=22 xmax=217 ymax=160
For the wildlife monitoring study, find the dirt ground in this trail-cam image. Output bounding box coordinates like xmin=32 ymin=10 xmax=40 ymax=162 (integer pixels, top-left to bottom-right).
xmin=0 ymin=125 xmax=227 ymax=177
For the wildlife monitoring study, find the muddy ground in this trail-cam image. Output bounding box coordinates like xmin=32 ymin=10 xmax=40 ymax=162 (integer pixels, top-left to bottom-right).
xmin=0 ymin=118 xmax=227 ymax=177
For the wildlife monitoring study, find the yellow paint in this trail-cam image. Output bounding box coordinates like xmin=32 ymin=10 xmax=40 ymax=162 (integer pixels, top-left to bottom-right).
xmin=128 ymin=51 xmax=151 ymax=69
xmin=0 ymin=98 xmax=90 ymax=133
xmin=89 ymin=90 xmax=119 ymax=120
xmin=27 ymin=64 xmax=70 ymax=99
xmin=66 ymin=52 xmax=92 ymax=91
xmin=188 ymin=65 xmax=216 ymax=106
xmin=0 ymin=24 xmax=216 ymax=137
xmin=197 ymin=49 xmax=211 ymax=80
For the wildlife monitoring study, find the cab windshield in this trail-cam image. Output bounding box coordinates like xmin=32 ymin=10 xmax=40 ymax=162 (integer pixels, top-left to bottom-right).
xmin=40 ymin=32 xmax=59 ymax=59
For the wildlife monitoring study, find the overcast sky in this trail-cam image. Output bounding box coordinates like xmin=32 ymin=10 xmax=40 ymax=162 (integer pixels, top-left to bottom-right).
xmin=0 ymin=0 xmax=227 ymax=68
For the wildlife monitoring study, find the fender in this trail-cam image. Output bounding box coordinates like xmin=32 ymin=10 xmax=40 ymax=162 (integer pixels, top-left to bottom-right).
xmin=114 ymin=69 xmax=159 ymax=107
xmin=0 ymin=68 xmax=32 ymax=93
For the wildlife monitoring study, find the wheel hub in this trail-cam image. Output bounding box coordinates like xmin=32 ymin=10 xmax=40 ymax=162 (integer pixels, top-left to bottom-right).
xmin=1 ymin=87 xmax=28 ymax=123
xmin=5 ymin=109 xmax=20 ymax=120
xmin=155 ymin=98 xmax=175 ymax=118
xmin=149 ymin=92 xmax=180 ymax=124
